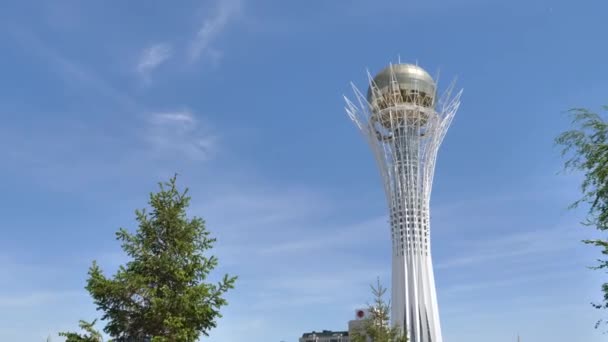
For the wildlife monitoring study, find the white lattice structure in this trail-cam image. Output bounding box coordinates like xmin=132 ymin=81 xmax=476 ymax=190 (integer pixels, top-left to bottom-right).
xmin=344 ymin=63 xmax=462 ymax=342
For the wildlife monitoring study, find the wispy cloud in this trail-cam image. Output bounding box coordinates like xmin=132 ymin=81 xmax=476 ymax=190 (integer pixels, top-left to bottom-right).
xmin=435 ymin=223 xmax=582 ymax=270
xmin=199 ymin=187 xmax=333 ymax=231
xmin=441 ymin=268 xmax=576 ymax=296
xmin=0 ymin=291 xmax=84 ymax=308
xmin=136 ymin=43 xmax=173 ymax=77
xmin=257 ymin=216 xmax=386 ymax=255
xmin=88 ymin=182 xmax=384 ymax=342
xmin=262 ymin=268 xmax=389 ymax=297
xmin=8 ymin=26 xmax=142 ymax=112
xmin=0 ymin=29 xmax=218 ymax=189
xmin=0 ymin=256 xmax=86 ymax=309
xmin=145 ymin=110 xmax=216 ymax=161
xmin=188 ymin=0 xmax=242 ymax=63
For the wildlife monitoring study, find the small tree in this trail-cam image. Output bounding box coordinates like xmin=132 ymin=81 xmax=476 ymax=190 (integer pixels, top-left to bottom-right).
xmin=350 ymin=278 xmax=408 ymax=342
xmin=61 ymin=175 xmax=236 ymax=341
xmin=556 ymin=106 xmax=608 ymax=328
xmin=59 ymin=320 xmax=103 ymax=342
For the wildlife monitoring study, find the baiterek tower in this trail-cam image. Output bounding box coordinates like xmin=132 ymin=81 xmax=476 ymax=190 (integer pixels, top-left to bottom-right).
xmin=344 ymin=63 xmax=462 ymax=342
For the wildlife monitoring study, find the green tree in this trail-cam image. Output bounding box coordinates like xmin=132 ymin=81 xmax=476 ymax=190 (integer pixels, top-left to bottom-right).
xmin=556 ymin=106 xmax=608 ymax=328
xmin=62 ymin=176 xmax=237 ymax=341
xmin=350 ymin=278 xmax=408 ymax=342
xmin=59 ymin=320 xmax=103 ymax=342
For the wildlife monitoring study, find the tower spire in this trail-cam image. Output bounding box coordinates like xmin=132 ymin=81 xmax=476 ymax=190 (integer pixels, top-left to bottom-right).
xmin=345 ymin=62 xmax=462 ymax=342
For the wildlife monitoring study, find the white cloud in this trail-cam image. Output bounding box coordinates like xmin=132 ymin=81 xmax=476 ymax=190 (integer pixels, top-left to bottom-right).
xmin=145 ymin=109 xmax=216 ymax=161
xmin=188 ymin=0 xmax=242 ymax=62
xmin=136 ymin=43 xmax=173 ymax=76
xmin=151 ymin=111 xmax=195 ymax=124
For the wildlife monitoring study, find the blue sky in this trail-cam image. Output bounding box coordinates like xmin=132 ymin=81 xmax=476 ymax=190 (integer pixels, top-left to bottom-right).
xmin=1 ymin=0 xmax=608 ymax=341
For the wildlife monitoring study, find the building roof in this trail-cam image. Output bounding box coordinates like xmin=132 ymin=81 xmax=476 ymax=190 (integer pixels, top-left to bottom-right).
xmin=301 ymin=330 xmax=349 ymax=337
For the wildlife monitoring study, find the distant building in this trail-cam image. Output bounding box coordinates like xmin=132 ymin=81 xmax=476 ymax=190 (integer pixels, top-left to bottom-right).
xmin=300 ymin=309 xmax=373 ymax=342
xmin=348 ymin=308 xmax=371 ymax=341
xmin=299 ymin=330 xmax=349 ymax=342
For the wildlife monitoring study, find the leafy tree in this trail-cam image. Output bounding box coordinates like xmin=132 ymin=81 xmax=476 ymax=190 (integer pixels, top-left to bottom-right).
xmin=62 ymin=176 xmax=236 ymax=341
xmin=556 ymin=106 xmax=608 ymax=328
xmin=350 ymin=278 xmax=408 ymax=342
xmin=59 ymin=320 xmax=103 ymax=342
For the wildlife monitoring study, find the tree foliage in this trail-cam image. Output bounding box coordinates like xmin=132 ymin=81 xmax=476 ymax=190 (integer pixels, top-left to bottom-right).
xmin=59 ymin=320 xmax=103 ymax=342
xmin=350 ymin=278 xmax=408 ymax=342
xmin=62 ymin=175 xmax=236 ymax=341
xmin=556 ymin=106 xmax=608 ymax=327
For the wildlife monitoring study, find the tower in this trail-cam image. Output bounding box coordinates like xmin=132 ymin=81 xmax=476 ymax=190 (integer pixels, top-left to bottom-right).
xmin=344 ymin=63 xmax=462 ymax=342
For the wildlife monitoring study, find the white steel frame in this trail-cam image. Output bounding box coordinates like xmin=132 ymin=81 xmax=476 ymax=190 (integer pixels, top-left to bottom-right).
xmin=344 ymin=64 xmax=462 ymax=342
